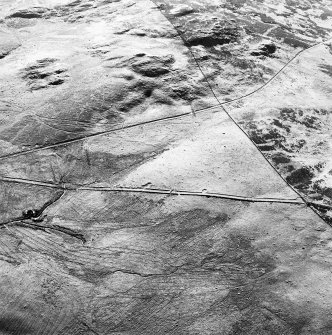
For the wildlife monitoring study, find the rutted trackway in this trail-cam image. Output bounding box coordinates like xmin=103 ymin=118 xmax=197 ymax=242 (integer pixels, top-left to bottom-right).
xmin=0 ymin=39 xmax=327 ymax=161
xmin=0 ymin=176 xmax=304 ymax=205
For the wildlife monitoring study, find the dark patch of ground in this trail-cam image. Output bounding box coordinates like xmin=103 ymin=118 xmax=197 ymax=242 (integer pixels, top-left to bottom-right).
xmin=130 ymin=54 xmax=175 ymax=77
xmin=251 ymin=43 xmax=277 ymax=57
xmin=0 ymin=316 xmax=35 ymax=334
xmin=184 ymin=24 xmax=241 ymax=48
xmin=319 ymin=64 xmax=332 ymax=77
xmin=21 ymin=58 xmax=68 ymax=90
xmin=239 ymin=107 xmax=332 ymax=223
xmin=6 ymin=7 xmax=48 ymax=19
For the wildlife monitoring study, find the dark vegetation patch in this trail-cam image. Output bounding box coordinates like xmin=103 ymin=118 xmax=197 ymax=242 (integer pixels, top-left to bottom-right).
xmin=0 ymin=316 xmax=35 ymax=334
xmin=144 ymin=88 xmax=153 ymax=97
xmin=22 ymin=58 xmax=68 ymax=90
xmin=244 ymin=108 xmax=324 ymax=157
xmin=319 ymin=64 xmax=332 ymax=77
xmin=251 ymin=43 xmax=277 ymax=57
xmin=241 ymin=107 xmax=332 ymax=224
xmin=171 ymin=13 xmax=241 ymax=48
xmin=184 ymin=25 xmax=240 ymax=48
xmin=271 ymin=153 xmax=291 ymax=164
xmin=7 ymin=7 xmax=48 ymax=19
xmin=259 ymin=13 xmax=276 ymax=24
xmin=247 ymin=122 xmax=286 ymax=147
xmin=286 ymin=167 xmax=314 ymax=188
xmin=279 ymin=108 xmax=322 ymax=129
xmin=131 ymin=54 xmax=175 ymax=77
xmin=49 ymin=78 xmax=65 ymax=85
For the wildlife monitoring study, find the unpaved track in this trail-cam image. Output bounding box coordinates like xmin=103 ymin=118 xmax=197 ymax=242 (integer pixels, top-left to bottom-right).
xmin=0 ymin=176 xmax=304 ymax=205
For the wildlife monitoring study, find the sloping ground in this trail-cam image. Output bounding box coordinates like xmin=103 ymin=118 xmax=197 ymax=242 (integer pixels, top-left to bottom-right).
xmin=0 ymin=0 xmax=332 ymax=334
xmin=0 ymin=0 xmax=215 ymax=156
